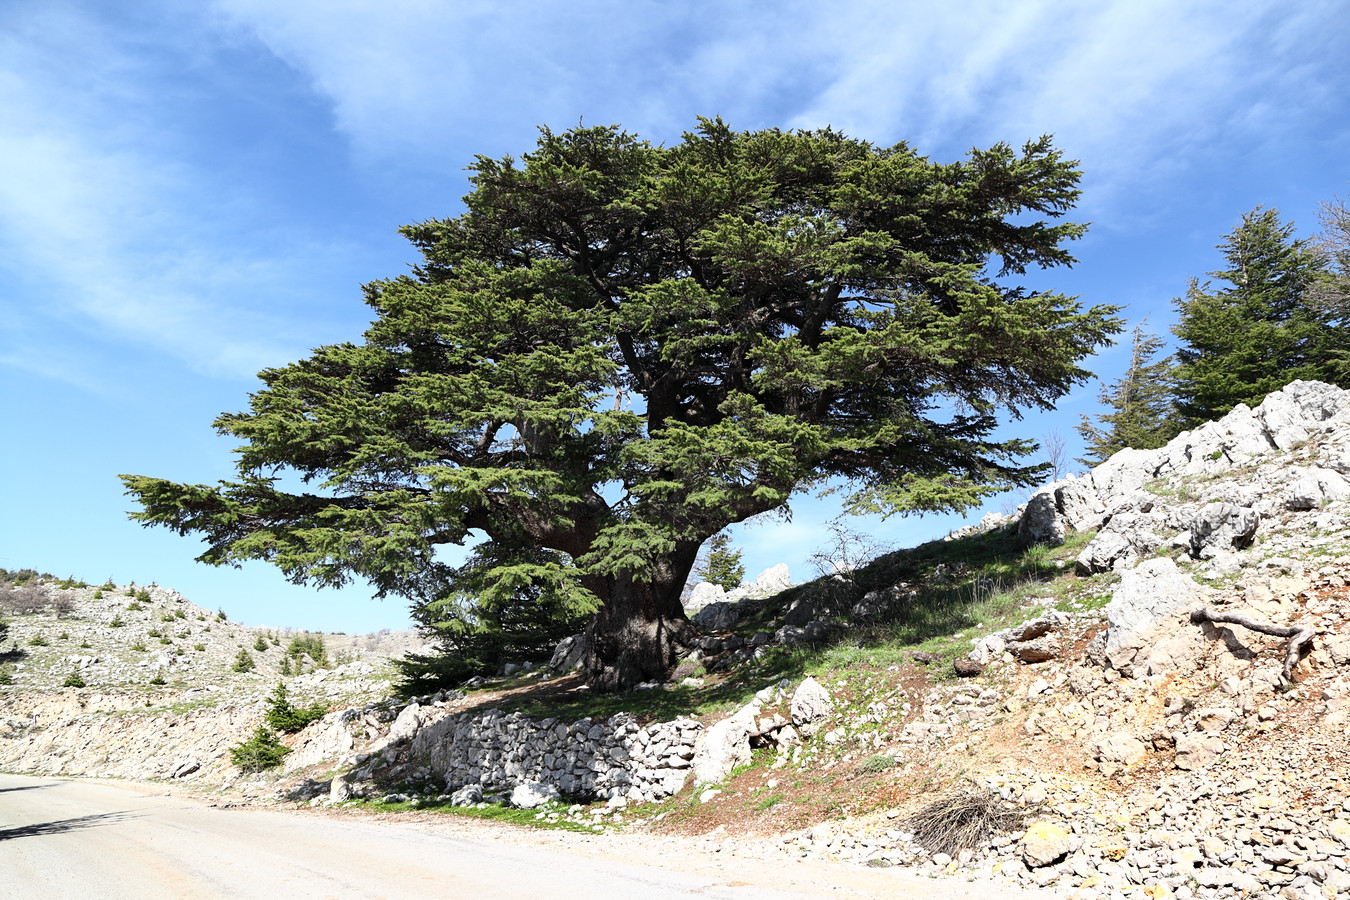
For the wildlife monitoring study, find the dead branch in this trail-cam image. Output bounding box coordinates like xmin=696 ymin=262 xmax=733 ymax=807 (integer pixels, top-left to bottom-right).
xmin=1189 ymin=607 xmax=1315 ymax=682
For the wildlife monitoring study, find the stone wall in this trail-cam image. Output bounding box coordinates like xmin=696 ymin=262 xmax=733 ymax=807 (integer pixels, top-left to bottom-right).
xmin=408 ymin=708 xmax=702 ymax=803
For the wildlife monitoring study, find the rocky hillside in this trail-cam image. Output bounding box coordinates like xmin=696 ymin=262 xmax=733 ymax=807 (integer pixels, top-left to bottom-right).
xmin=0 ymin=577 xmax=426 ymax=782
xmin=5 ymin=380 xmax=1350 ymax=900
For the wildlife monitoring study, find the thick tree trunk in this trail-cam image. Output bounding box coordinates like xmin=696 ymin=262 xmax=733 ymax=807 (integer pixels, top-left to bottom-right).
xmin=582 ymin=548 xmax=698 ymax=692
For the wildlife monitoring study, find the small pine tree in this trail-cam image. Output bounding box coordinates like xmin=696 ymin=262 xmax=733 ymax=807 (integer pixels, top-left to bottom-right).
xmin=279 ymin=655 xmax=292 ymax=676
xmin=0 ymin=667 xmax=12 ymax=685
xmin=264 ymin=682 xmax=327 ymax=733
xmin=697 ymin=533 xmax=745 ymax=592
xmin=229 ymin=725 xmax=290 ymax=771
xmin=63 ymin=670 xmax=86 ymax=688
xmin=253 ymin=635 xmax=269 ymax=652
xmin=1077 ymin=324 xmax=1177 ymax=465
xmin=1171 ymin=207 xmax=1341 ymax=426
xmin=232 ymin=648 xmax=255 ymax=673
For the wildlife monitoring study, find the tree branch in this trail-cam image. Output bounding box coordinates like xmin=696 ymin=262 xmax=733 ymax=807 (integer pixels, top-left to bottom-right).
xmin=1189 ymin=606 xmax=1315 ymax=683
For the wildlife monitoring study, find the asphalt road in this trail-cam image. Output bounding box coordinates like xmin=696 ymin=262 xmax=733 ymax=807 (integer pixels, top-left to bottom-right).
xmin=0 ymin=774 xmax=1055 ymax=899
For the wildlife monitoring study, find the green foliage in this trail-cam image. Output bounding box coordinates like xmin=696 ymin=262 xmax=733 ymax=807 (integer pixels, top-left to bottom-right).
xmin=232 ymin=648 xmax=255 ymax=673
xmin=126 ymin=601 xmax=143 ymax=611
xmin=0 ymin=619 xmax=7 ymax=645
xmin=149 ymin=672 xmax=166 ymax=685
xmin=28 ymin=633 xmax=48 ymax=647
xmin=264 ymin=682 xmax=327 ymax=733
xmin=93 ymin=590 xmax=103 ymax=600
xmin=0 ymin=666 xmax=11 ymax=685
xmin=136 ymin=589 xmax=151 ymax=603
xmin=697 ymin=533 xmax=745 ymax=592
xmin=130 ymin=640 xmax=147 ymax=652
xmin=229 ymin=725 xmax=290 ymax=771
xmin=857 ymin=754 xmax=896 ymax=774
xmin=1171 ymin=207 xmax=1346 ymax=427
xmin=1077 ymin=323 xmax=1176 ymax=465
xmin=253 ymin=635 xmax=269 ymax=652
xmin=279 ymin=654 xmax=292 ymax=676
xmin=121 ymin=119 xmax=1119 ymax=688
xmin=285 ymin=634 xmax=328 ymax=668
xmin=109 ymin=616 xmax=124 ymax=628
xmin=63 ymin=669 xmax=86 ymax=688
xmin=217 ymin=608 xmax=227 ymax=621
xmin=396 ymin=544 xmax=597 ymax=694
xmin=58 ymin=631 xmax=68 ymax=641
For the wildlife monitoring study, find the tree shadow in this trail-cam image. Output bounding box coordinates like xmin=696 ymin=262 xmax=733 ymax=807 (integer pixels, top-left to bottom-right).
xmin=0 ymin=811 xmax=131 ymax=841
xmin=0 ymin=783 xmax=54 ymax=795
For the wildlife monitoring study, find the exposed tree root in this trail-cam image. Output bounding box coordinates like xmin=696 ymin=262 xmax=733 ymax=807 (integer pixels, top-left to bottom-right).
xmin=1189 ymin=607 xmax=1315 ymax=682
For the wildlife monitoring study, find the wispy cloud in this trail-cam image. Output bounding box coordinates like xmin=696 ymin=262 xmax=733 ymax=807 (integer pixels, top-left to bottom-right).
xmin=214 ymin=0 xmax=1347 ymax=219
xmin=0 ymin=3 xmax=364 ymax=385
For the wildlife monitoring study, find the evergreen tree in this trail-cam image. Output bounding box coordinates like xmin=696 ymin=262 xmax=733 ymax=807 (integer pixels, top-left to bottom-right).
xmin=1171 ymin=207 xmax=1338 ymax=425
xmin=121 ymin=119 xmax=1119 ymax=691
xmin=1077 ymin=323 xmax=1176 ymax=464
xmin=697 ymin=533 xmax=745 ymax=592
xmin=1308 ymin=196 xmax=1350 ymax=383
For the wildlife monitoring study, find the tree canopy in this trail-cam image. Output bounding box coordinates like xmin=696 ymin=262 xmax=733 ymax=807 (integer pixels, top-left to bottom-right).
xmin=122 ymin=119 xmax=1119 ymax=690
xmin=1171 ymin=207 xmax=1341 ymax=425
xmin=1076 ymin=323 xmax=1176 ymax=465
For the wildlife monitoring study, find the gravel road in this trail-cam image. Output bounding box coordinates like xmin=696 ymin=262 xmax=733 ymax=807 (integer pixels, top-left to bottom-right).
xmin=0 ymin=774 xmax=1056 ymax=899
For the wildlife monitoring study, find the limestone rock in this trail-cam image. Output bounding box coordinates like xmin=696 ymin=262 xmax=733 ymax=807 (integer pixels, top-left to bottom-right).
xmin=692 ymin=703 xmax=758 ymax=785
xmin=549 ymin=633 xmax=587 ymax=672
xmin=1023 ymin=822 xmax=1072 ymax=867
xmin=789 ymin=676 xmax=834 ymax=727
xmin=1174 ymin=732 xmax=1226 ymax=770
xmin=691 ymin=601 xmax=738 ymax=631
xmin=387 ymin=702 xmax=422 ymax=746
xmin=1105 ymin=557 xmax=1202 ymax=673
xmin=510 ymin=781 xmax=560 ymax=809
xmin=685 ymin=582 xmax=726 ymax=613
xmin=1019 ymin=491 xmax=1066 ymax=547
xmin=1188 ymin=502 xmax=1259 ymax=557
xmin=1096 ymin=731 xmax=1146 ymax=766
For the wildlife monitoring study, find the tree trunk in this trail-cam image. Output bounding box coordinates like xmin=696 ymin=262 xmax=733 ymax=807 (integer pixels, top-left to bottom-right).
xmin=582 ymin=549 xmax=698 ymax=692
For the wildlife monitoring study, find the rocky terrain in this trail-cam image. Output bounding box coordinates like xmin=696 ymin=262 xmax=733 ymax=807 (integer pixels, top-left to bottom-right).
xmin=5 ymin=379 xmax=1350 ymax=900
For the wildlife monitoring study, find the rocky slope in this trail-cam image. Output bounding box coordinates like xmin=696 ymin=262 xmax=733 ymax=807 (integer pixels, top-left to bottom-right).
xmin=5 ymin=380 xmax=1350 ymax=900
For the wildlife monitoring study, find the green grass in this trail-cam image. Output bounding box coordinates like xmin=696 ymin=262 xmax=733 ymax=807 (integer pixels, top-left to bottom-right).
xmin=349 ymin=796 xmax=601 ymax=833
xmin=469 ymin=522 xmax=1111 ymax=720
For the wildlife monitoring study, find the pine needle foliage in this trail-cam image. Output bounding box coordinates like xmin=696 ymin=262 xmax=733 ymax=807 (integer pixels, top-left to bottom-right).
xmin=121 ymin=119 xmax=1120 ymax=690
xmin=229 ymin=726 xmax=290 ymax=772
xmin=1171 ymin=207 xmax=1344 ymax=426
xmin=1077 ymin=323 xmax=1176 ymax=465
xmin=696 ymin=533 xmax=745 ymax=592
xmin=264 ymin=682 xmax=327 ymax=733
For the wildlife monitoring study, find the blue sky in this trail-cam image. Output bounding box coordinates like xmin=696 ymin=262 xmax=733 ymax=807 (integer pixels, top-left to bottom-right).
xmin=2 ymin=0 xmax=1348 ymax=632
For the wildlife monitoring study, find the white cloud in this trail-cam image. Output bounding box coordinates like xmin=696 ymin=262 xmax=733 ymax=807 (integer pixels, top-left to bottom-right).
xmin=0 ymin=4 xmax=366 ymax=384
xmin=212 ymin=0 xmax=1345 ymax=216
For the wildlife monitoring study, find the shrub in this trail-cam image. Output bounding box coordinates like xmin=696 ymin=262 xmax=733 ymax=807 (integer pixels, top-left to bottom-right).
xmin=279 ymin=655 xmax=292 ymax=676
xmin=229 ymin=726 xmax=290 ymax=771
xmin=130 ymin=640 xmax=147 ymax=652
xmin=856 ymin=754 xmax=896 ymax=775
xmin=285 ymin=634 xmax=328 ymax=668
xmin=159 ymin=636 xmax=172 ymax=645
xmin=264 ymin=682 xmax=327 ymax=733
xmin=217 ymin=609 xmax=227 ymax=622
xmin=28 ymin=633 xmax=48 ymax=647
xmin=58 ymin=631 xmax=68 ymax=641
xmin=0 ymin=667 xmax=11 ymax=685
xmin=126 ymin=601 xmax=143 ymax=611
xmin=232 ymin=649 xmax=255 ymax=673
xmin=93 ymin=590 xmax=103 ymax=600
xmin=79 ymin=640 xmax=91 ymax=649
xmin=147 ymin=628 xmax=161 ymax=637
xmin=0 ymin=619 xmax=7 ymax=644
xmin=63 ymin=670 xmax=86 ymax=688
xmin=136 ymin=590 xmax=151 ymax=603
xmin=149 ymin=672 xmax=166 ymax=685
xmin=904 ymin=790 xmax=1027 ymax=857
xmin=253 ymin=635 xmax=270 ymax=652
xmin=110 ymin=616 xmax=125 ymax=628
xmin=194 ymin=643 xmax=206 ymax=652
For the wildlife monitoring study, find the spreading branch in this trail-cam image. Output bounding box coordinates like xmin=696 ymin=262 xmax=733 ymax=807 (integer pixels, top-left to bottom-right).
xmin=1190 ymin=606 xmax=1315 ymax=682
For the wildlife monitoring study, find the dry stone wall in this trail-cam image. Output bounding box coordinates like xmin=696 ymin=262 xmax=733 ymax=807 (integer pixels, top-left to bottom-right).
xmin=407 ymin=708 xmax=702 ymax=802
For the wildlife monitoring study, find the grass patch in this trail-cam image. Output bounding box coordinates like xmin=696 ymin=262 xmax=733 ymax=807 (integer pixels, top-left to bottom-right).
xmin=350 ymin=796 xmax=600 ymax=833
